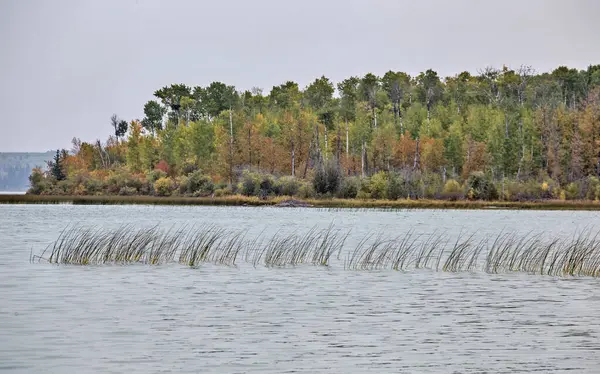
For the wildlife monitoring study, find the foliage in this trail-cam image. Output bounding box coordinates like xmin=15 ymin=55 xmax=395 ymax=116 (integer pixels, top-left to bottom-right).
xmin=440 ymin=179 xmax=463 ymax=200
xmin=313 ymin=159 xmax=342 ymax=195
xmin=467 ymin=172 xmax=499 ymax=201
xmin=154 ymin=177 xmax=174 ymax=197
xmin=26 ymin=64 xmax=600 ymax=202
xmin=179 ymin=170 xmax=214 ymax=196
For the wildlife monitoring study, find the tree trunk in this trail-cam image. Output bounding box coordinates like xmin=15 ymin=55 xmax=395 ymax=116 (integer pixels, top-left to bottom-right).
xmin=324 ymin=129 xmax=328 ymax=161
xmin=345 ymin=118 xmax=349 ymax=155
xmin=336 ymin=124 xmax=341 ymax=168
xmin=248 ymin=127 xmax=252 ymax=168
xmin=229 ymin=108 xmax=234 ymax=186
xmin=291 ymin=139 xmax=295 ymax=177
xmin=413 ymin=138 xmax=420 ymax=170
xmin=361 ymin=140 xmax=365 ymax=178
xmin=399 ymin=109 xmax=403 ymax=135
xmin=303 ymin=139 xmax=312 ymax=179
xmin=374 ymin=109 xmax=377 ymax=128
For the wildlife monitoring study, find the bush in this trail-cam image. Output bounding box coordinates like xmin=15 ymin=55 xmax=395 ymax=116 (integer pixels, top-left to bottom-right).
xmin=387 ymin=172 xmax=405 ymax=200
xmin=241 ymin=171 xmax=260 ymax=196
xmin=27 ymin=168 xmax=51 ymax=195
xmin=214 ymin=186 xmax=233 ymax=197
xmin=147 ymin=170 xmax=167 ymax=183
xmin=369 ymin=172 xmax=388 ymax=199
xmin=313 ymin=160 xmax=342 ymax=195
xmin=504 ymin=180 xmax=543 ymax=201
xmin=179 ymin=170 xmax=214 ymax=196
xmin=565 ymin=182 xmax=581 ymax=200
xmin=258 ymin=174 xmax=276 ymax=197
xmin=584 ymin=176 xmax=600 ymax=200
xmin=119 ymin=186 xmax=137 ymax=196
xmin=276 ymin=176 xmax=300 ymax=196
xmin=466 ymin=172 xmax=498 ymax=201
xmin=154 ymin=177 xmax=174 ymax=196
xmin=298 ymin=182 xmax=315 ymax=199
xmin=440 ymin=179 xmax=463 ymax=200
xmin=84 ymin=177 xmax=104 ymax=195
xmin=422 ymin=173 xmax=443 ymax=199
xmin=356 ymin=190 xmax=371 ymax=200
xmin=337 ymin=176 xmax=361 ymax=199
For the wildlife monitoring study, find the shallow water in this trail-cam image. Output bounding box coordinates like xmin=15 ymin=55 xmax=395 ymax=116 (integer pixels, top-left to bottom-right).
xmin=1 ymin=205 xmax=600 ymax=373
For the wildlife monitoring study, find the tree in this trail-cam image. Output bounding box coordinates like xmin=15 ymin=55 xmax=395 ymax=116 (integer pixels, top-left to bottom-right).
xmin=153 ymin=84 xmax=192 ymax=124
xmin=201 ymin=81 xmax=238 ymax=118
xmin=51 ymin=150 xmax=65 ymax=181
xmin=382 ymin=71 xmax=410 ymax=131
xmin=359 ymin=73 xmax=380 ymax=128
xmin=110 ymin=114 xmax=128 ymax=141
xmin=416 ymin=69 xmax=442 ymax=124
xmin=338 ymin=76 xmax=360 ymax=155
xmin=142 ymin=100 xmax=166 ymax=134
xmin=270 ymin=81 xmax=301 ymax=110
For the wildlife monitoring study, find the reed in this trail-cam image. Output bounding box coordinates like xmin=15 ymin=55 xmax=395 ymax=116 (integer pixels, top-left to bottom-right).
xmin=255 ymin=225 xmax=348 ymax=267
xmin=33 ymin=224 xmax=600 ymax=277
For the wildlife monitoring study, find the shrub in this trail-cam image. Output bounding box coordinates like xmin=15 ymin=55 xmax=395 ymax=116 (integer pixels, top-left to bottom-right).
xmin=119 ymin=186 xmax=137 ymax=196
xmin=298 ymin=182 xmax=315 ymax=199
xmin=241 ymin=171 xmax=260 ymax=196
xmin=27 ymin=168 xmax=51 ymax=195
xmin=146 ymin=170 xmax=167 ymax=183
xmin=84 ymin=177 xmax=104 ymax=195
xmin=258 ymin=174 xmax=276 ymax=197
xmin=214 ymin=187 xmax=233 ymax=197
xmin=155 ymin=160 xmax=169 ymax=174
xmin=313 ymin=160 xmax=342 ymax=195
xmin=503 ymin=180 xmax=543 ymax=201
xmin=276 ymin=176 xmax=300 ymax=196
xmin=369 ymin=172 xmax=388 ymax=199
xmin=565 ymin=182 xmax=581 ymax=200
xmin=422 ymin=173 xmax=443 ymax=199
xmin=182 ymin=163 xmax=198 ymax=175
xmin=179 ymin=170 xmax=214 ymax=196
xmin=387 ymin=172 xmax=405 ymax=200
xmin=154 ymin=177 xmax=174 ymax=196
xmin=584 ymin=176 xmax=600 ymax=200
xmin=466 ymin=172 xmax=498 ymax=201
xmin=356 ymin=190 xmax=371 ymax=200
xmin=337 ymin=176 xmax=361 ymax=199
xmin=440 ymin=179 xmax=463 ymax=200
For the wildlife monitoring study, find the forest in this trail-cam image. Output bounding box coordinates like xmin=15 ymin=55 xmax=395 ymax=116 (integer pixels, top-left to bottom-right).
xmin=28 ymin=64 xmax=600 ymax=202
xmin=0 ymin=152 xmax=54 ymax=191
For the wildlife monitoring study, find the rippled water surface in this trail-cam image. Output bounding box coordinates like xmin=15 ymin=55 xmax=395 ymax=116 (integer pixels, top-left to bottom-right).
xmin=1 ymin=205 xmax=600 ymax=373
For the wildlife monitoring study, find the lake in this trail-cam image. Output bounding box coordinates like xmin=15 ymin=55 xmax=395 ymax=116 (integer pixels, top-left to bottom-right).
xmin=1 ymin=205 xmax=599 ymax=373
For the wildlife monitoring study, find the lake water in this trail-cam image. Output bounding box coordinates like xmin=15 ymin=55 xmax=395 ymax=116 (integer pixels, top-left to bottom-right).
xmin=1 ymin=205 xmax=600 ymax=373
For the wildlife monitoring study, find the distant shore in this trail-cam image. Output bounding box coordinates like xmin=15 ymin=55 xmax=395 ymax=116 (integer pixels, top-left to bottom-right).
xmin=2 ymin=194 xmax=600 ymax=210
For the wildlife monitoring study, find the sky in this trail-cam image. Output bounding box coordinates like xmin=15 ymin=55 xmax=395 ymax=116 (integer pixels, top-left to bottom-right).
xmin=1 ymin=0 xmax=599 ymax=152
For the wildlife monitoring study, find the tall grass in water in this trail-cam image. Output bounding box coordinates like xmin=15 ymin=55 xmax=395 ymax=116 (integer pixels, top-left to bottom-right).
xmin=253 ymin=225 xmax=348 ymax=267
xmin=33 ymin=224 xmax=600 ymax=277
xmin=38 ymin=225 xmax=167 ymax=265
xmin=36 ymin=225 xmax=246 ymax=266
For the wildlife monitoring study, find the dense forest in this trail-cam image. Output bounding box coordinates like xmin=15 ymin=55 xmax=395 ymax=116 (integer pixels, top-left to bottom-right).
xmin=1 ymin=152 xmax=54 ymax=191
xmin=29 ymin=64 xmax=600 ymax=201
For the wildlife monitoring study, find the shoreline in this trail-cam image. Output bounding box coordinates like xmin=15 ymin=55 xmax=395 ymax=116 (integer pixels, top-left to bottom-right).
xmin=2 ymin=194 xmax=600 ymax=210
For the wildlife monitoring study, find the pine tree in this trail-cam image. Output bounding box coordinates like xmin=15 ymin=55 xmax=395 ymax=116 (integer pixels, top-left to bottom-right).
xmin=51 ymin=150 xmax=65 ymax=181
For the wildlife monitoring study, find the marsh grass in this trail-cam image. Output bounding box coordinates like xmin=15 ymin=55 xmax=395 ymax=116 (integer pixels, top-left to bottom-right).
xmin=33 ymin=224 xmax=600 ymax=277
xmin=6 ymin=193 xmax=600 ymax=211
xmin=252 ymin=225 xmax=349 ymax=267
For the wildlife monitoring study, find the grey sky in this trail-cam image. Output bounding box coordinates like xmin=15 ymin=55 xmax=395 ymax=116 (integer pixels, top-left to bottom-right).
xmin=1 ymin=0 xmax=599 ymax=152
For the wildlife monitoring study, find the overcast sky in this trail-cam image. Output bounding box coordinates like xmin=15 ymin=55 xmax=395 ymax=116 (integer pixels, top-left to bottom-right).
xmin=1 ymin=0 xmax=599 ymax=152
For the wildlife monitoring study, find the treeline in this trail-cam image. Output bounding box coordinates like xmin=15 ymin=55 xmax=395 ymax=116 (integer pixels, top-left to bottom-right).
xmin=29 ymin=64 xmax=600 ymax=201
xmin=1 ymin=152 xmax=54 ymax=191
